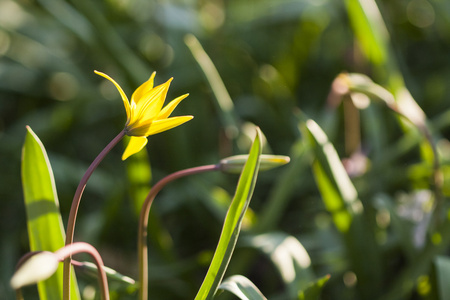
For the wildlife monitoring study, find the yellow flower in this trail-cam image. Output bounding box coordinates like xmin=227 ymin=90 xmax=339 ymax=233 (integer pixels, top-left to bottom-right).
xmin=95 ymin=70 xmax=193 ymax=160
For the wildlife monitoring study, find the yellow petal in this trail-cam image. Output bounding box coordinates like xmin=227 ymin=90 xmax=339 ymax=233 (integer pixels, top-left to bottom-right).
xmin=131 ymin=72 xmax=156 ymax=106
xmin=144 ymin=116 xmax=193 ymax=136
xmin=95 ymin=70 xmax=131 ymax=123
xmin=122 ymin=136 xmax=148 ymax=160
xmin=157 ymin=94 xmax=189 ymax=120
xmin=130 ymin=79 xmax=173 ymax=126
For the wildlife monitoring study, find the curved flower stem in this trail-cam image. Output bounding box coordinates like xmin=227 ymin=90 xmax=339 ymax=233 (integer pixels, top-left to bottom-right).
xmin=57 ymin=243 xmax=109 ymax=300
xmin=15 ymin=251 xmax=42 ymax=270
xmin=63 ymin=130 xmax=125 ymax=300
xmin=15 ymin=288 xmax=23 ymax=300
xmin=138 ymin=164 xmax=220 ymax=300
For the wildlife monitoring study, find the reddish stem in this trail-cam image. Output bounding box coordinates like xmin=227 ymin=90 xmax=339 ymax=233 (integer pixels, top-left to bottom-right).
xmin=63 ymin=130 xmax=125 ymax=300
xmin=138 ymin=164 xmax=220 ymax=300
xmin=57 ymin=243 xmax=109 ymax=300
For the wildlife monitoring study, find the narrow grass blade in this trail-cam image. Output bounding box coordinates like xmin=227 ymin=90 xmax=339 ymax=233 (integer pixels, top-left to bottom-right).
xmin=217 ymin=275 xmax=267 ymax=300
xmin=35 ymin=0 xmax=93 ymax=43
xmin=184 ymin=34 xmax=240 ymax=140
xmin=194 ymin=128 xmax=262 ymax=300
xmin=302 ymin=119 xmax=382 ymax=299
xmin=304 ymin=119 xmax=362 ymax=232
xmin=344 ymin=0 xmax=390 ymax=68
xmin=344 ymin=0 xmax=431 ymax=148
xmin=344 ymin=0 xmax=404 ymax=96
xmin=344 ymin=0 xmax=433 ymax=163
xmin=21 ymin=126 xmax=80 ymax=299
xmin=74 ymin=261 xmax=137 ymax=288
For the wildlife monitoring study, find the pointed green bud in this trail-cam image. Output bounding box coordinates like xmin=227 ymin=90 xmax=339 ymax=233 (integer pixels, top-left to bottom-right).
xmin=219 ymin=154 xmax=290 ymax=174
xmin=11 ymin=252 xmax=59 ymax=289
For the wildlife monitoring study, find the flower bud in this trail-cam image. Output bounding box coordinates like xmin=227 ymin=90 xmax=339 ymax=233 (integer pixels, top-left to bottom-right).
xmin=11 ymin=252 xmax=59 ymax=289
xmin=219 ymin=154 xmax=290 ymax=174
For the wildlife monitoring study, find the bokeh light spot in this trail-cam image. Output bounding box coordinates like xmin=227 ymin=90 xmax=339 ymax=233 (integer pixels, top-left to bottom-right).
xmin=48 ymin=72 xmax=79 ymax=101
xmin=407 ymin=0 xmax=435 ymax=28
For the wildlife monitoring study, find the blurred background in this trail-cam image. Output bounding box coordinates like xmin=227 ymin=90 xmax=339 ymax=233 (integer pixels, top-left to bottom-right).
xmin=1 ymin=0 xmax=450 ymax=299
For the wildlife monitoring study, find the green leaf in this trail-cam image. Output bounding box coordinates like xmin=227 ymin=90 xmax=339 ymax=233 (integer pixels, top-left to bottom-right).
xmin=345 ymin=0 xmax=388 ymax=67
xmin=298 ymin=274 xmax=330 ymax=300
xmin=217 ymin=275 xmax=267 ymax=300
xmin=344 ymin=0 xmax=429 ymax=135
xmin=344 ymin=0 xmax=404 ymax=96
xmin=304 ymin=119 xmax=361 ymax=233
xmin=194 ymin=128 xmax=262 ymax=300
xmin=21 ymin=126 xmax=80 ymax=299
xmin=74 ymin=261 xmax=137 ymax=287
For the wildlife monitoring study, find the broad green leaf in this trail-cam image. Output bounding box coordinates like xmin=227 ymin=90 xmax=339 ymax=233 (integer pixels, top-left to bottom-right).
xmin=194 ymin=128 xmax=262 ymax=300
xmin=217 ymin=275 xmax=267 ymax=300
xmin=242 ymin=232 xmax=314 ymax=298
xmin=298 ymin=274 xmax=330 ymax=300
xmin=21 ymin=126 xmax=80 ymax=299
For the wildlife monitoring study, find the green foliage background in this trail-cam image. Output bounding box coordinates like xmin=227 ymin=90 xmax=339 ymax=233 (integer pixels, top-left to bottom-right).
xmin=1 ymin=0 xmax=450 ymax=299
